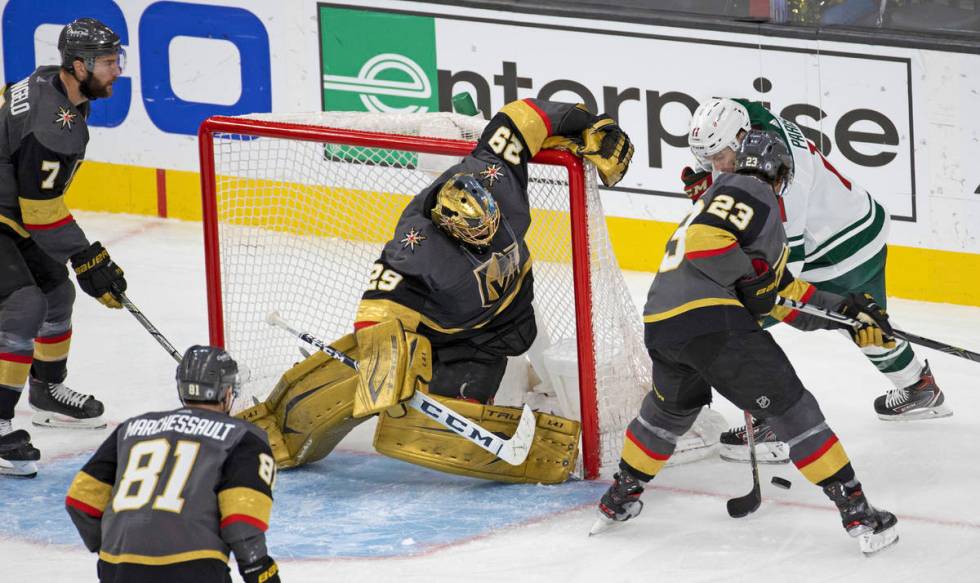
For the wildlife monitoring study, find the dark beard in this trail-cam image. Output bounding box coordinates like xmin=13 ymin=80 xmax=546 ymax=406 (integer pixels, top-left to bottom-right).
xmin=80 ymin=75 xmax=113 ymax=100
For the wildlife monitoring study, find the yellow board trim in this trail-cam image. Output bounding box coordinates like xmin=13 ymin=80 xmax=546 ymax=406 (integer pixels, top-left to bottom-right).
xmin=643 ymin=298 xmax=743 ymax=323
xmin=66 ymin=470 xmax=113 ymax=513
xmin=19 ymin=195 xmax=70 ymax=226
xmin=58 ymin=160 xmax=980 ymax=307
xmin=98 ymin=549 xmax=229 ymax=566
xmin=217 ymin=486 xmax=273 ymax=525
xmin=797 ymin=440 xmax=850 ymax=485
xmin=500 ymin=100 xmax=549 ymax=156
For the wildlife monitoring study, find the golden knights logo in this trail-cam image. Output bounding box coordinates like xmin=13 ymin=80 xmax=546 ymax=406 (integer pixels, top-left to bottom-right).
xmin=473 ymin=242 xmax=521 ymax=307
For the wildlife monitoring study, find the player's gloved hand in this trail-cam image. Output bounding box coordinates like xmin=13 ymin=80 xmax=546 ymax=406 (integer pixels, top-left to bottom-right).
xmin=837 ymin=292 xmax=896 ymax=348
xmin=681 ymin=166 xmax=712 ymax=202
xmin=70 ymin=241 xmax=126 ymax=309
xmin=240 ymin=555 xmax=280 ymax=583
xmin=735 ymin=258 xmax=777 ymax=319
xmin=579 ymin=115 xmax=634 ymax=187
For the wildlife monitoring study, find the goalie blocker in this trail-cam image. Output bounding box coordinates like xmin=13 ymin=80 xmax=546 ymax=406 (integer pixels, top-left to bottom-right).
xmin=237 ymin=322 xmax=581 ymax=484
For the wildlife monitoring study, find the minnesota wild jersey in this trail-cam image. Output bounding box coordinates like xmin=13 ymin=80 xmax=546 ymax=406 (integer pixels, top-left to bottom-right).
xmin=735 ymin=99 xmax=889 ymax=290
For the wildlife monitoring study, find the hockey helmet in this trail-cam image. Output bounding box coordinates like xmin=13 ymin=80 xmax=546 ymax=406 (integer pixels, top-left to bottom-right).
xmin=689 ymin=98 xmax=751 ymax=162
xmin=431 ymin=173 xmax=500 ymax=249
xmin=176 ymin=345 xmax=240 ymax=405
xmin=58 ymin=17 xmax=124 ymax=73
xmin=735 ymin=130 xmax=795 ymax=191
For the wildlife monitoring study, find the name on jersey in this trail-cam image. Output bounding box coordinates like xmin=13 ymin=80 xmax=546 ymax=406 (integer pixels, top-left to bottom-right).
xmin=8 ymin=78 xmax=30 ymax=116
xmin=780 ymin=118 xmax=808 ymax=151
xmin=124 ymin=414 xmax=235 ymax=441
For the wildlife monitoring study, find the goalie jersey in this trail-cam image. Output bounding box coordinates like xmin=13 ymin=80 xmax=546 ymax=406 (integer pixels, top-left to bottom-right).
xmin=355 ymin=98 xmax=595 ymax=346
xmin=65 ymin=407 xmax=276 ymax=568
xmin=643 ymin=172 xmax=844 ymax=347
xmin=0 ymin=66 xmax=91 ymax=262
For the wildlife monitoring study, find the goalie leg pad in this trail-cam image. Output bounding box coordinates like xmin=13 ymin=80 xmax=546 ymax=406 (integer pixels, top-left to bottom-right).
xmin=236 ymin=334 xmax=368 ymax=468
xmin=353 ymin=320 xmax=432 ymax=418
xmin=373 ymin=393 xmax=580 ymax=484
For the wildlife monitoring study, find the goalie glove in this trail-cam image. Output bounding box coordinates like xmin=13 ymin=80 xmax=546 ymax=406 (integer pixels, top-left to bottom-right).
xmin=541 ymin=115 xmax=634 ymax=187
xmin=837 ymin=292 xmax=896 ymax=348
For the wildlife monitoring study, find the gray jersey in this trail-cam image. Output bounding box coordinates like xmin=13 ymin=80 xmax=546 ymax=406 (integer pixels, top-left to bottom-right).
xmin=0 ymin=66 xmax=90 ymax=261
xmin=66 ymin=407 xmax=276 ymax=567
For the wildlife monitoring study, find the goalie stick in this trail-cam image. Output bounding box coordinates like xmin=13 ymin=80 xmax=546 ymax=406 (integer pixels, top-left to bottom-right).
xmin=116 ymin=290 xmax=182 ymax=364
xmin=265 ymin=311 xmax=536 ymax=466
xmin=726 ymin=410 xmax=762 ymax=518
xmin=776 ymin=297 xmax=980 ymax=363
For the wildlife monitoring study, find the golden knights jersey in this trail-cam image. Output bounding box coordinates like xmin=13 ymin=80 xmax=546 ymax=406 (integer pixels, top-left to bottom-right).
xmin=0 ymin=66 xmax=90 ymax=262
xmin=355 ymin=99 xmax=595 ymax=346
xmin=65 ymin=407 xmax=276 ymax=567
xmin=643 ymin=173 xmax=844 ymax=347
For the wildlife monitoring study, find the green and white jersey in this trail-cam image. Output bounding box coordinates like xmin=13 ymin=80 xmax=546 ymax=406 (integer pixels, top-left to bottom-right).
xmin=735 ymin=100 xmax=889 ymax=287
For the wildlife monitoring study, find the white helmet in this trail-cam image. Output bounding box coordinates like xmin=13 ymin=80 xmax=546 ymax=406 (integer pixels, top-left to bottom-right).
xmin=688 ymin=98 xmax=751 ymax=162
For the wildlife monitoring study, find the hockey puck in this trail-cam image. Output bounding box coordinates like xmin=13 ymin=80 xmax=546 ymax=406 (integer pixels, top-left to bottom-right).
xmin=771 ymin=476 xmax=792 ymax=489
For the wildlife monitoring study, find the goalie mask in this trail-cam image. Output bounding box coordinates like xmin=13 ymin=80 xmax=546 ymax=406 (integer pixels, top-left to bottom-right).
xmin=689 ymin=98 xmax=751 ymax=163
xmin=431 ymin=173 xmax=500 ymax=249
xmin=735 ymin=130 xmax=795 ymax=193
xmin=176 ymin=345 xmax=241 ymax=405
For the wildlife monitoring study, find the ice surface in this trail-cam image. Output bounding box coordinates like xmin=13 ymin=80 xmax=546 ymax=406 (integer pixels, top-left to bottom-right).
xmin=2 ymin=212 xmax=978 ymax=582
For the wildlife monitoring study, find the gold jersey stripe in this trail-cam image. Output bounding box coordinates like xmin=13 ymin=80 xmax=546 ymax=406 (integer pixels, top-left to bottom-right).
xmin=98 ymin=549 xmax=229 ymax=566
xmin=685 ymin=224 xmax=738 ymax=255
xmin=66 ymin=471 xmax=113 ymax=514
xmin=797 ymin=440 xmax=850 ymax=484
xmin=621 ymin=437 xmax=668 ymax=477
xmin=34 ymin=337 xmax=72 ymax=362
xmin=500 ymin=100 xmax=549 ymax=157
xmin=19 ymin=195 xmax=72 ymax=227
xmin=0 ymin=214 xmax=29 ymax=238
xmin=643 ymin=298 xmax=744 ymax=323
xmin=217 ymin=486 xmax=273 ymax=525
xmin=0 ymin=358 xmax=30 ymax=387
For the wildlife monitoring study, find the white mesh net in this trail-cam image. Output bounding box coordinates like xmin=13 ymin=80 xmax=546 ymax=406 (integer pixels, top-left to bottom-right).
xmin=204 ymin=111 xmax=651 ymax=475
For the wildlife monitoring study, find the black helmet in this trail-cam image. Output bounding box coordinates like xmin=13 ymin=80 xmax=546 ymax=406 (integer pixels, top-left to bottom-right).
xmin=58 ymin=17 xmax=122 ymax=72
xmin=735 ymin=130 xmax=794 ymax=190
xmin=176 ymin=345 xmax=240 ymax=404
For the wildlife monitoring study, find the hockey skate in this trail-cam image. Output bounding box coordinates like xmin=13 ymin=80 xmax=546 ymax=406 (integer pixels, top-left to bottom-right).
xmin=29 ymin=377 xmax=106 ymax=429
xmin=719 ymin=417 xmax=789 ymax=464
xmin=0 ymin=420 xmax=40 ymax=478
xmin=823 ymin=482 xmax=899 ymax=556
xmin=875 ymin=361 xmax=952 ymax=421
xmin=589 ymin=471 xmax=644 ymax=536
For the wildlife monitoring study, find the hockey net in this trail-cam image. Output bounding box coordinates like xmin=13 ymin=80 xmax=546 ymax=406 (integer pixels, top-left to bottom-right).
xmin=199 ymin=111 xmax=650 ymax=479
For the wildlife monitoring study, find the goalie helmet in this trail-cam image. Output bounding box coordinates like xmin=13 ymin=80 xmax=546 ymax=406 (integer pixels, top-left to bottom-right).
xmin=58 ymin=17 xmax=124 ymax=73
xmin=176 ymin=345 xmax=240 ymax=405
xmin=735 ymin=130 xmax=794 ymax=191
xmin=431 ymin=173 xmax=500 ymax=249
xmin=689 ymin=98 xmax=751 ymax=162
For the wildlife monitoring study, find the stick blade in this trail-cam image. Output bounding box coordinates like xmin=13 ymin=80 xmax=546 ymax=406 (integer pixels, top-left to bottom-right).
xmin=497 ymin=404 xmax=536 ymax=465
xmin=727 ymin=485 xmax=761 ymax=518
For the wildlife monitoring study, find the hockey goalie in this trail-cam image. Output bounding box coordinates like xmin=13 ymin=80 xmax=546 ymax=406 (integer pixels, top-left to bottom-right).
xmin=237 ymin=98 xmax=634 ymax=484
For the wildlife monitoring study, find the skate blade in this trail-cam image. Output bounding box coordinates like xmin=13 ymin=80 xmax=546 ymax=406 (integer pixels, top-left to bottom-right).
xmin=589 ymin=513 xmax=622 ymax=536
xmin=859 ymin=528 xmax=899 ymax=556
xmin=877 ymin=405 xmax=953 ymax=422
xmin=0 ymin=459 xmax=38 ymax=479
xmin=32 ymin=411 xmax=107 ymax=430
xmin=719 ymin=443 xmax=790 ymax=464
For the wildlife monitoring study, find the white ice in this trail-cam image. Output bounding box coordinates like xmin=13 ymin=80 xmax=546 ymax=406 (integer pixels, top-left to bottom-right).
xmin=3 ymin=211 xmax=979 ymax=582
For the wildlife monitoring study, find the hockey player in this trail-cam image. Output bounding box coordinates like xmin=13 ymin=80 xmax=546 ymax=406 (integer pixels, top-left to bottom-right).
xmin=683 ymin=98 xmax=949 ymax=463
xmin=593 ymin=131 xmax=899 ymax=555
xmin=0 ymin=18 xmax=129 ymax=477
xmin=238 ymin=98 xmax=634 ymax=484
xmin=65 ymin=346 xmax=281 ymax=583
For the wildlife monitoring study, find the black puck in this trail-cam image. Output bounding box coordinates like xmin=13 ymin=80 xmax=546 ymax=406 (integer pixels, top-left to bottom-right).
xmin=771 ymin=476 xmax=792 ymax=489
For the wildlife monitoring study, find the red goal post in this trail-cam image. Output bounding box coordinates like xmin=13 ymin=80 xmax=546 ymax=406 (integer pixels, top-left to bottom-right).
xmin=198 ymin=113 xmax=649 ymax=480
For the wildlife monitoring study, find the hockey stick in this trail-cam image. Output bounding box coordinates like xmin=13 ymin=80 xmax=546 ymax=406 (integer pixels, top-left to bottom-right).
xmin=776 ymin=297 xmax=980 ymax=363
xmin=265 ymin=311 xmax=536 ymax=465
xmin=727 ymin=410 xmax=762 ymax=518
xmin=117 ymin=290 xmax=182 ymax=364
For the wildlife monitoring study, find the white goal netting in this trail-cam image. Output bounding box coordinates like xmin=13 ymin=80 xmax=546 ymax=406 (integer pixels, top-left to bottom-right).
xmin=202 ymin=111 xmax=651 ymax=476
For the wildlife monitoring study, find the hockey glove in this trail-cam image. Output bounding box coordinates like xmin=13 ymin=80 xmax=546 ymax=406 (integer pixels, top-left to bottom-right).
xmin=240 ymin=555 xmax=280 ymax=583
xmin=579 ymin=116 xmax=634 ymax=187
xmin=735 ymin=259 xmax=778 ymax=319
xmin=837 ymin=292 xmax=896 ymax=348
xmin=70 ymin=242 xmax=126 ymax=309
xmin=681 ymin=166 xmax=712 ymax=202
